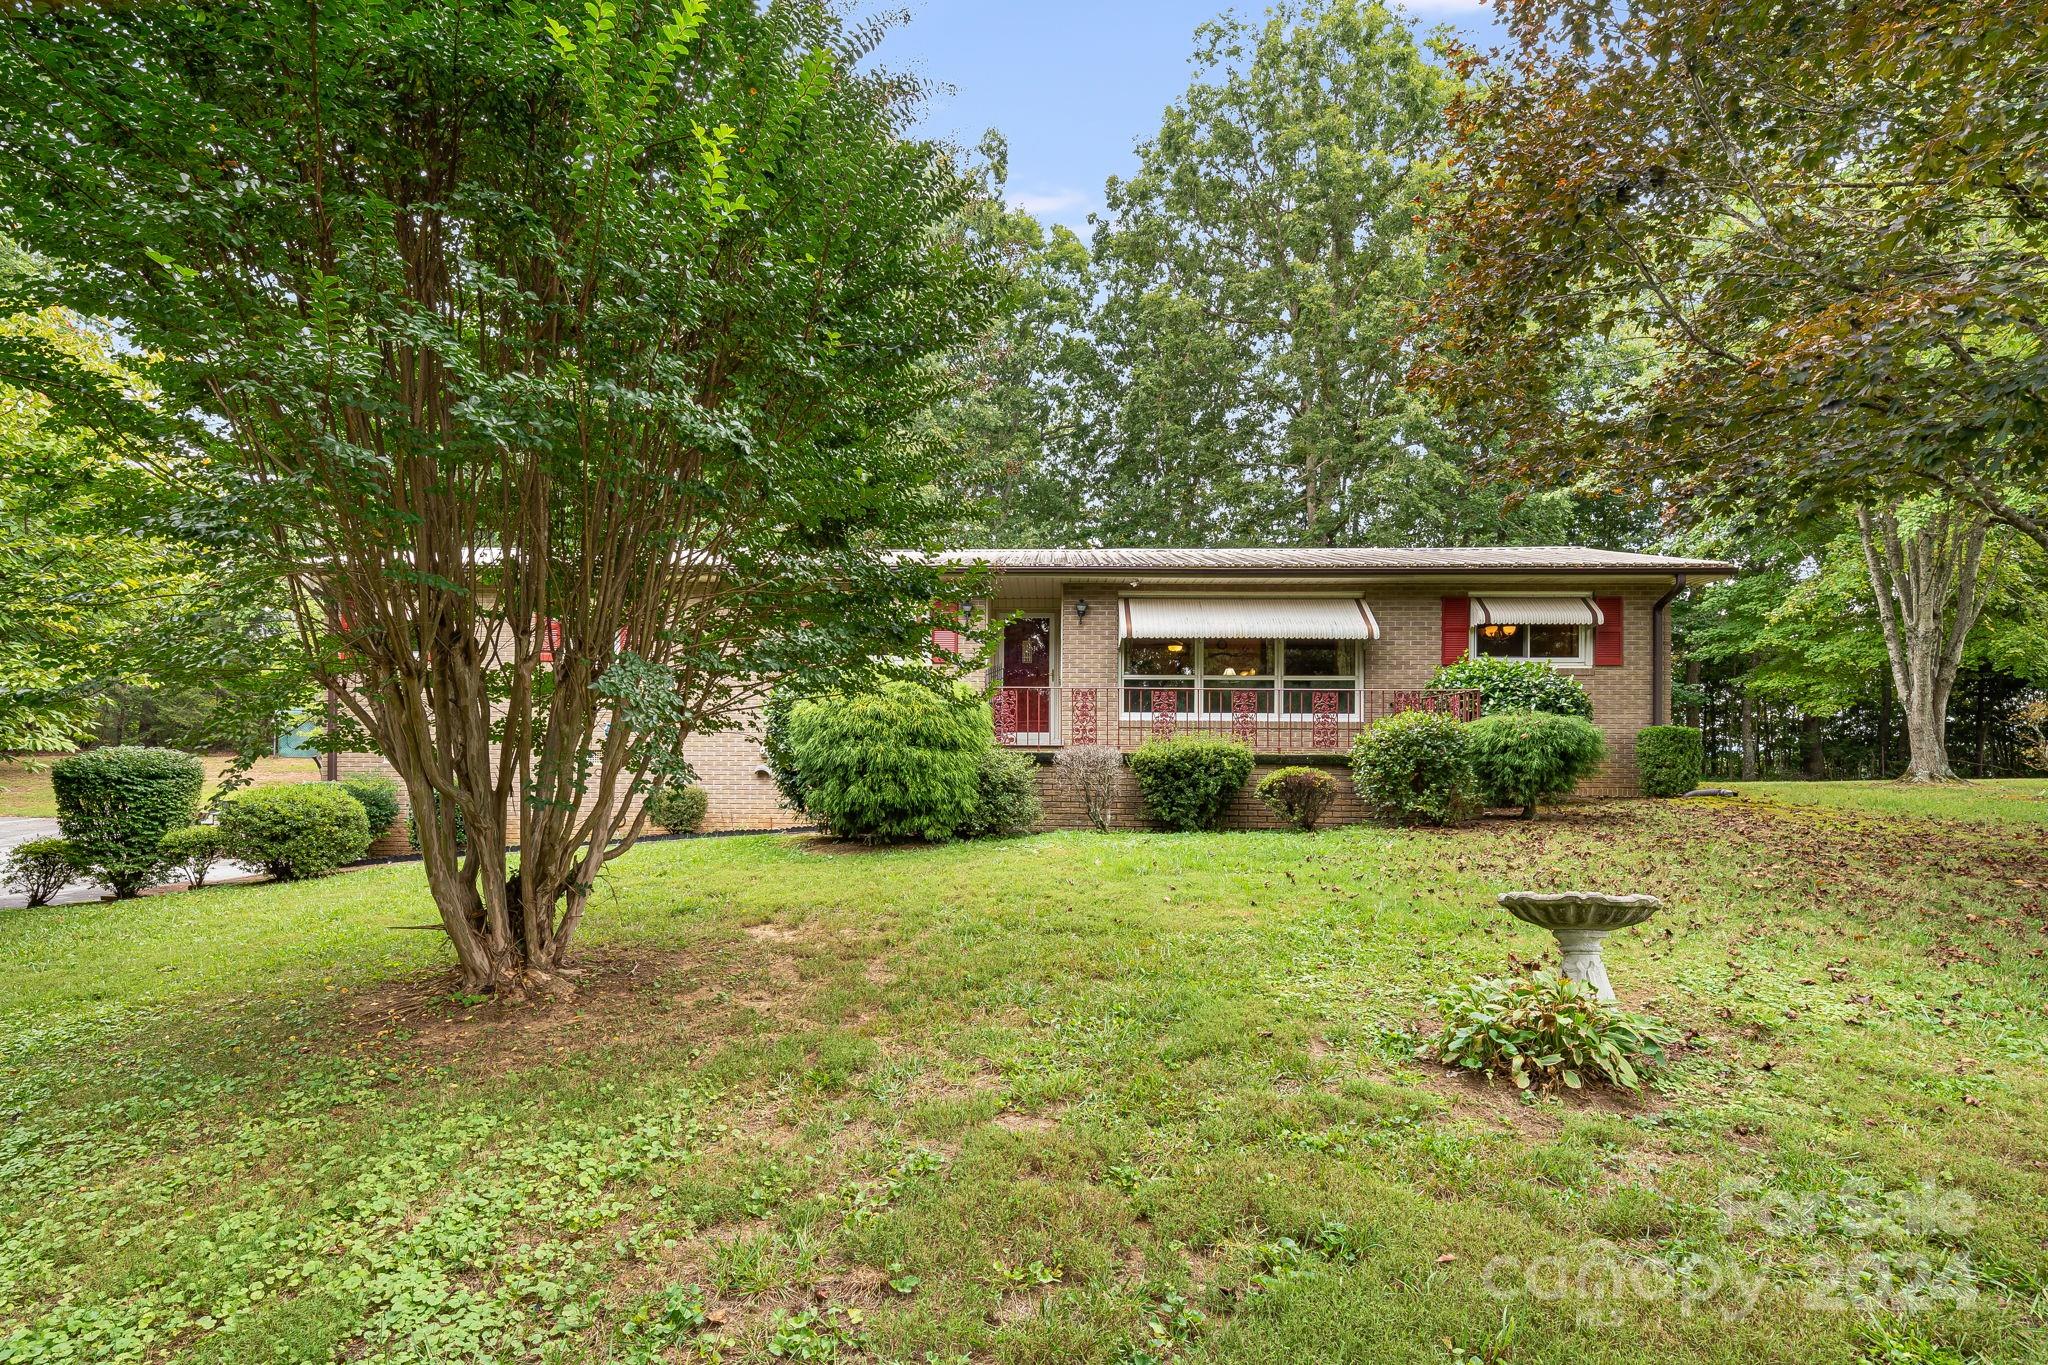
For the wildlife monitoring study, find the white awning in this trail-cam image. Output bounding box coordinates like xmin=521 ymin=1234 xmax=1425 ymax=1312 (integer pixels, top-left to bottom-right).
xmin=1120 ymin=597 xmax=1380 ymax=641
xmin=1470 ymin=595 xmax=1605 ymax=627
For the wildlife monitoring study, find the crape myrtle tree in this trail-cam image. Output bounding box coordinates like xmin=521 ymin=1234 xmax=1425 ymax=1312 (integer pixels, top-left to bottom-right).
xmin=1421 ymin=0 xmax=2048 ymax=780
xmin=0 ymin=0 xmax=993 ymax=992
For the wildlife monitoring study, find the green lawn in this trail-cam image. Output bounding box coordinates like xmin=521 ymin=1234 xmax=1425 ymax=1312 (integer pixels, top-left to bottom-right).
xmin=1733 ymin=778 xmax=2048 ymax=826
xmin=3 ymin=789 xmax=2045 ymax=1364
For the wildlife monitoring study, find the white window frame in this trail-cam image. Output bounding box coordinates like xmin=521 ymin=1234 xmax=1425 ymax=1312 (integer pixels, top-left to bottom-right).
xmin=1120 ymin=638 xmax=1362 ymax=719
xmin=1468 ymin=621 xmax=1593 ymax=668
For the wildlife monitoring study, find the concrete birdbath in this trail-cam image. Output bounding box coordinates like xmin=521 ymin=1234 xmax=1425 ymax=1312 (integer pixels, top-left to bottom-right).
xmin=1498 ymin=891 xmax=1662 ymax=1003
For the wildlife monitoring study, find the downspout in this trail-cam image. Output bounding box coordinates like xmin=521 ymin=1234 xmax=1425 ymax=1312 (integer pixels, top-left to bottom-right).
xmin=1649 ymin=574 xmax=1687 ymax=725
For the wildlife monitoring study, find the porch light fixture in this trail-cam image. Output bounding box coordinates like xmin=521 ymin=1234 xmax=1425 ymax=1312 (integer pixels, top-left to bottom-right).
xmin=1074 ymin=598 xmax=1090 ymax=619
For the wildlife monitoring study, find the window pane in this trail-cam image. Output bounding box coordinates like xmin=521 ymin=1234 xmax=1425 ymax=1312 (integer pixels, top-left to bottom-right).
xmin=1283 ymin=640 xmax=1352 ymax=677
xmin=1528 ymin=624 xmax=1581 ymax=659
xmin=1205 ymin=680 xmax=1276 ymax=714
xmin=1282 ymin=686 xmax=1356 ymax=716
xmin=1125 ymin=683 xmax=1195 ymax=714
xmin=1203 ymin=638 xmax=1270 ymax=677
xmin=1475 ymin=624 xmax=1526 ymax=658
xmin=1124 ymin=639 xmax=1194 ymax=676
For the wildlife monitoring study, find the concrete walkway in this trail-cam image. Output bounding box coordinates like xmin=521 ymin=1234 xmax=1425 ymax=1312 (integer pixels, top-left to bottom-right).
xmin=0 ymin=816 xmax=263 ymax=910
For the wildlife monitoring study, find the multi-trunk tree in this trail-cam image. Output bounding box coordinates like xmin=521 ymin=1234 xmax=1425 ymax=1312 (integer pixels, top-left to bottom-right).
xmin=0 ymin=0 xmax=992 ymax=991
xmin=1422 ymin=0 xmax=2048 ymax=779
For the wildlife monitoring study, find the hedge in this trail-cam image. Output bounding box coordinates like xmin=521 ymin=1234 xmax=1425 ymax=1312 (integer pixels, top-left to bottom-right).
xmin=1255 ymin=765 xmax=1340 ymax=832
xmin=1127 ymin=736 xmax=1254 ymax=831
xmin=645 ymin=784 xmax=709 ymax=833
xmin=217 ymin=782 xmax=371 ymax=880
xmin=1635 ymin=725 xmax=1704 ymax=798
xmin=338 ymin=774 xmax=401 ymax=838
xmin=1467 ymin=710 xmax=1607 ymax=818
xmin=52 ymin=746 xmax=205 ymax=897
xmin=1350 ymin=711 xmax=1476 ymax=826
xmin=1430 ymin=656 xmax=1592 ymax=719
xmin=962 ymin=747 xmax=1042 ymax=837
xmin=788 ymin=681 xmax=989 ymax=841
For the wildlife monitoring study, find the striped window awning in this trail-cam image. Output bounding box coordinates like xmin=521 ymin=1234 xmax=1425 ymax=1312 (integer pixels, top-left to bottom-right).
xmin=1120 ymin=597 xmax=1381 ymax=641
xmin=1469 ymin=595 xmax=1605 ymax=627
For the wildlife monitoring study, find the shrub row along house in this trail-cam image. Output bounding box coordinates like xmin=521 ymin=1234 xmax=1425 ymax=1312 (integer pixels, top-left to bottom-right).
xmin=330 ymin=545 xmax=1734 ymax=846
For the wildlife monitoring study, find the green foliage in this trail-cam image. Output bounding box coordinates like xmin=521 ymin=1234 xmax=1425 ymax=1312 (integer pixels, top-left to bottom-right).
xmin=1465 ymin=711 xmax=1607 ymax=818
xmin=1255 ymin=765 xmax=1340 ymax=832
xmin=1 ymin=836 xmax=76 ymax=907
xmin=51 ymin=746 xmax=204 ymax=897
xmin=962 ymin=747 xmax=1042 ymax=838
xmin=1636 ymin=726 xmax=1705 ymax=798
xmin=157 ymin=825 xmax=229 ymax=889
xmin=788 ymin=683 xmax=990 ymax=842
xmin=761 ymin=686 xmax=809 ymax=813
xmin=338 ymin=775 xmax=400 ymax=838
xmin=216 ymin=783 xmax=371 ymax=881
xmin=644 ymin=784 xmax=708 ymax=834
xmin=1430 ymin=655 xmax=1592 ymax=718
xmin=1420 ymin=971 xmax=1679 ymax=1092
xmin=406 ymin=797 xmax=468 ymax=856
xmin=1126 ymin=736 xmax=1253 ymax=832
xmin=1348 ymin=711 xmax=1476 ymax=826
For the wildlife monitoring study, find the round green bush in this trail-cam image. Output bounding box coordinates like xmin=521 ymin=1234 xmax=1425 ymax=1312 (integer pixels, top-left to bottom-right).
xmin=760 ymin=686 xmax=810 ymax=814
xmin=1635 ymin=725 xmax=1705 ymax=798
xmin=1255 ymin=765 xmax=1340 ymax=832
xmin=338 ymin=774 xmax=401 ymax=837
xmin=51 ymin=746 xmax=205 ymax=897
xmin=1466 ymin=710 xmax=1607 ymax=818
xmin=217 ymin=782 xmax=372 ymax=880
xmin=645 ymin=784 xmax=709 ymax=833
xmin=2 ymin=836 xmax=78 ymax=907
xmin=788 ymin=681 xmax=989 ymax=841
xmin=1127 ymin=736 xmax=1254 ymax=832
xmin=1430 ymin=656 xmax=1593 ymax=719
xmin=963 ymin=747 xmax=1043 ymax=837
xmin=158 ymin=824 xmax=230 ymax=889
xmin=1349 ymin=711 xmax=1476 ymax=826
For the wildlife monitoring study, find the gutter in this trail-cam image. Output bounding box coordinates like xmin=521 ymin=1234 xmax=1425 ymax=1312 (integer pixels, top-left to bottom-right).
xmin=1649 ymin=574 xmax=1688 ymax=725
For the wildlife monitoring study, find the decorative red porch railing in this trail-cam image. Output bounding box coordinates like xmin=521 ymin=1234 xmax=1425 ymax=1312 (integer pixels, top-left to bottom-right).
xmin=989 ymin=686 xmax=1481 ymax=753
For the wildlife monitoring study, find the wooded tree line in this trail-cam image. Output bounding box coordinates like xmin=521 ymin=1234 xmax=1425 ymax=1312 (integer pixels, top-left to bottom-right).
xmin=931 ymin=0 xmax=2048 ymax=782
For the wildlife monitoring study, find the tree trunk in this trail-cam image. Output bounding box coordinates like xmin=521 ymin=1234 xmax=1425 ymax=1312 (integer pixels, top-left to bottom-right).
xmin=1739 ymin=688 xmax=1759 ymax=780
xmin=1876 ymin=669 xmax=1891 ymax=776
xmin=1973 ymin=670 xmax=1989 ymax=777
xmin=1855 ymin=503 xmax=1990 ymax=783
xmin=1800 ymin=714 xmax=1824 ymax=779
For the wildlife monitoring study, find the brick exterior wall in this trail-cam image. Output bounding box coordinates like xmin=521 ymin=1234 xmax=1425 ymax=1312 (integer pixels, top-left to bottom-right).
xmin=332 ymin=572 xmax=1674 ymax=846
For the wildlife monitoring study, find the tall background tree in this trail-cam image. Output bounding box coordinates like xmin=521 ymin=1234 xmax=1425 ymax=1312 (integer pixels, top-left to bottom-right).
xmin=1421 ymin=0 xmax=2048 ymax=779
xmin=0 ymin=0 xmax=992 ymax=991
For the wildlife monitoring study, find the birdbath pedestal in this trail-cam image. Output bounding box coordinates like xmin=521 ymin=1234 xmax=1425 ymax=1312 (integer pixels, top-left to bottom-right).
xmin=1497 ymin=891 xmax=1662 ymax=1003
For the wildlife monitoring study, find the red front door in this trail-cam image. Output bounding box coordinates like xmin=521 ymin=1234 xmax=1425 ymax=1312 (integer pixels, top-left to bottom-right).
xmin=1001 ymin=617 xmax=1052 ymax=736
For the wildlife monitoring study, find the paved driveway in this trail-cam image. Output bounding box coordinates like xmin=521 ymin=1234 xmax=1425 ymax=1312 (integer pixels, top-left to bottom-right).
xmin=0 ymin=816 xmax=262 ymax=910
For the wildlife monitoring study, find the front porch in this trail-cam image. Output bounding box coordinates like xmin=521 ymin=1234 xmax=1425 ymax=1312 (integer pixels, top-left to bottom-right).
xmin=990 ymin=685 xmax=1481 ymax=756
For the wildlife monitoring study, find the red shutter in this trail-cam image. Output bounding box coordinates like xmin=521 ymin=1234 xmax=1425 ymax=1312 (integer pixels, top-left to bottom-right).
xmin=1440 ymin=597 xmax=1470 ymax=666
xmin=538 ymin=618 xmax=562 ymax=664
xmin=1593 ymin=597 xmax=1624 ymax=666
xmin=932 ymin=626 xmax=962 ymax=662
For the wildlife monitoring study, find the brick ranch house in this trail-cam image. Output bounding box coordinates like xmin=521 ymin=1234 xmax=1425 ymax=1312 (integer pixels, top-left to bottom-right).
xmin=336 ymin=545 xmax=1734 ymax=847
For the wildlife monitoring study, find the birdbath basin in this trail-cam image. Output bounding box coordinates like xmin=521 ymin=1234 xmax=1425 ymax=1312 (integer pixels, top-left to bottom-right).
xmin=1498 ymin=891 xmax=1662 ymax=1002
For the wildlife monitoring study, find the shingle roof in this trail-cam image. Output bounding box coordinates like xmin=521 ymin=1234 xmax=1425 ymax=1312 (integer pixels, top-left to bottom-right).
xmin=923 ymin=546 xmax=1736 ymax=576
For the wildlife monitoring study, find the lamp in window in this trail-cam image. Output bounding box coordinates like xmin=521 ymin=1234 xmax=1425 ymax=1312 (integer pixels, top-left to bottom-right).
xmin=1165 ymin=641 xmax=1184 ymax=653
xmin=1480 ymin=623 xmax=1500 ymax=638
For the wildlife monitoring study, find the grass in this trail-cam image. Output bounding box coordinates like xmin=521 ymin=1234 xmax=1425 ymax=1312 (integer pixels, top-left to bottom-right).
xmin=1733 ymin=777 xmax=2048 ymax=825
xmin=0 ymin=753 xmax=325 ymax=819
xmin=2 ymin=786 xmax=2045 ymax=1363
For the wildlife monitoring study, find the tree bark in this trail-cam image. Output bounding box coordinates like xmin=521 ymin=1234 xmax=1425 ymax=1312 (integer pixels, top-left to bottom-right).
xmin=1855 ymin=502 xmax=1989 ymax=782
xmin=1739 ymin=686 xmax=1759 ymax=781
xmin=1876 ymin=668 xmax=1891 ymax=776
xmin=1800 ymin=714 xmax=1824 ymax=779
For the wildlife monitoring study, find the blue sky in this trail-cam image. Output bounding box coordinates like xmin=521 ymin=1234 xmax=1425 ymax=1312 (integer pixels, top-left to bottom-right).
xmin=877 ymin=0 xmax=1509 ymax=234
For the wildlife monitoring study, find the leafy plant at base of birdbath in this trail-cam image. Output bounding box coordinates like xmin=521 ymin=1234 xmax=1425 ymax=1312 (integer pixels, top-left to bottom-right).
xmin=1420 ymin=970 xmax=1679 ymax=1092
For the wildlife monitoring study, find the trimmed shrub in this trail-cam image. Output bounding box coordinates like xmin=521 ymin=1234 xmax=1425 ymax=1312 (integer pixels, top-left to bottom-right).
xmin=1256 ymin=765 xmax=1339 ymax=832
xmin=1635 ymin=725 xmax=1705 ymax=798
xmin=963 ymin=748 xmax=1042 ymax=837
xmin=1467 ymin=710 xmax=1607 ymax=818
xmin=788 ymin=681 xmax=989 ymax=841
xmin=217 ymin=782 xmax=371 ymax=880
xmin=1349 ymin=711 xmax=1476 ymax=826
xmin=1052 ymin=745 xmax=1121 ymax=831
xmin=1127 ymin=736 xmax=1254 ymax=832
xmin=339 ymin=775 xmax=401 ymax=839
xmin=52 ymin=746 xmax=205 ymax=897
xmin=645 ymin=784 xmax=709 ymax=833
xmin=1431 ymin=656 xmax=1593 ymax=719
xmin=761 ymin=686 xmax=810 ymax=813
xmin=158 ymin=825 xmax=230 ymax=889
xmin=2 ymin=837 xmax=78 ymax=907
xmin=1420 ymin=970 xmax=1679 ymax=1092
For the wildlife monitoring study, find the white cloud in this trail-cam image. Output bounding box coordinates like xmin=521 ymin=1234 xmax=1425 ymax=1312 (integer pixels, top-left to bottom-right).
xmin=1010 ymin=188 xmax=1093 ymax=218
